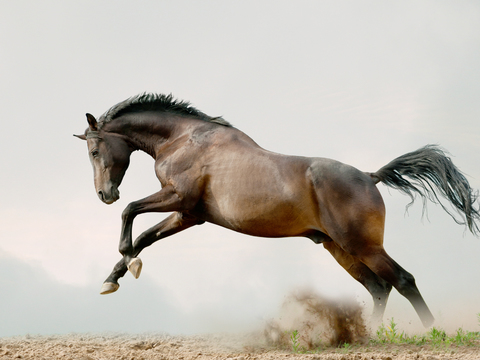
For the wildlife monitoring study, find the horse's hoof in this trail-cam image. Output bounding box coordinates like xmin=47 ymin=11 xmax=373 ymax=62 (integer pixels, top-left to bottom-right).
xmin=100 ymin=282 xmax=119 ymax=295
xmin=127 ymin=257 xmax=142 ymax=279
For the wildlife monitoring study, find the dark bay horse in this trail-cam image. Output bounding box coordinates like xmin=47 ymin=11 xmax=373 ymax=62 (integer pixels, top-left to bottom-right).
xmin=75 ymin=93 xmax=480 ymax=327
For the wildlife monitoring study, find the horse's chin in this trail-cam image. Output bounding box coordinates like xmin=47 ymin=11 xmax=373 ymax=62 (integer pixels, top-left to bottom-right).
xmin=103 ymin=197 xmax=119 ymax=205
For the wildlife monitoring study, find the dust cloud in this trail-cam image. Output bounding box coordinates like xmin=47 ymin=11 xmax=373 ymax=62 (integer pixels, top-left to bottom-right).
xmin=263 ymin=289 xmax=368 ymax=350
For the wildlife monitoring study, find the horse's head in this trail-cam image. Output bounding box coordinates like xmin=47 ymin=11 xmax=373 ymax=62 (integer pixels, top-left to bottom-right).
xmin=75 ymin=114 xmax=131 ymax=204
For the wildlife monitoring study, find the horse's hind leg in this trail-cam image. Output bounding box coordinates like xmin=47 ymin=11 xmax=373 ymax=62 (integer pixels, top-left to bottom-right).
xmin=101 ymin=212 xmax=203 ymax=294
xmin=323 ymin=241 xmax=392 ymax=325
xmin=356 ymin=247 xmax=435 ymax=328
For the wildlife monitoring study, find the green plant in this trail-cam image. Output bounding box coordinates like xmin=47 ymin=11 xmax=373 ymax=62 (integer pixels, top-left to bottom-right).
xmin=453 ymin=328 xmax=480 ymax=346
xmin=387 ymin=318 xmax=401 ymax=342
xmin=427 ymin=327 xmax=450 ymax=349
xmin=374 ymin=318 xmax=407 ymax=344
xmin=290 ymin=330 xmax=300 ymax=353
xmin=372 ymin=316 xmax=480 ymax=348
xmin=428 ymin=327 xmax=446 ymax=344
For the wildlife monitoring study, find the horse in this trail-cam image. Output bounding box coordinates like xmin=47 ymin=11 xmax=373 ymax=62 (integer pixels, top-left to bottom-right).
xmin=75 ymin=93 xmax=480 ymax=328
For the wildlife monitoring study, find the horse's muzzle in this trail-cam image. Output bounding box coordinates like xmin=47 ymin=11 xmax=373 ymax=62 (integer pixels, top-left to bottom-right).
xmin=97 ymin=187 xmax=120 ymax=204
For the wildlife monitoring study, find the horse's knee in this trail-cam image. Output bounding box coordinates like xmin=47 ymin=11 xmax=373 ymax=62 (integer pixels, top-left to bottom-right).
xmin=121 ymin=203 xmax=135 ymax=222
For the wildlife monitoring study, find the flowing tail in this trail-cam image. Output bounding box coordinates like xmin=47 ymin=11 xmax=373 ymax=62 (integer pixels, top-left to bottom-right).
xmin=370 ymin=145 xmax=480 ymax=235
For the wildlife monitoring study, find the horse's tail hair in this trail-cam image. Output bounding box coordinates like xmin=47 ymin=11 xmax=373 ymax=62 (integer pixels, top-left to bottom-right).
xmin=370 ymin=144 xmax=480 ymax=235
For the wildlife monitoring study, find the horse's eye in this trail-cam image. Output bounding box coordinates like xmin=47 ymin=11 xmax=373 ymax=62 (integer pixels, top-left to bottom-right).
xmin=91 ymin=150 xmax=99 ymax=157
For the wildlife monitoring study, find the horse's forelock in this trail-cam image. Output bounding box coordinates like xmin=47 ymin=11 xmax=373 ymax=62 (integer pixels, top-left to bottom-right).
xmin=86 ymin=130 xmax=101 ymax=140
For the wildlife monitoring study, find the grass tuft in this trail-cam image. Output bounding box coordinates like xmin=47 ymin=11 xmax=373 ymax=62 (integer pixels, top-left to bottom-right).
xmin=371 ymin=318 xmax=480 ymax=348
xmin=286 ymin=316 xmax=480 ymax=354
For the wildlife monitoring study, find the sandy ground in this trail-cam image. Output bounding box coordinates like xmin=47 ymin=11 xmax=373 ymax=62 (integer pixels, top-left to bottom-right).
xmin=1 ymin=332 xmax=480 ymax=360
xmin=2 ymin=292 xmax=478 ymax=359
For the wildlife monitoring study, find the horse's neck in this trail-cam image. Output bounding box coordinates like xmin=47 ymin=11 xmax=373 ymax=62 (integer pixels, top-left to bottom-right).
xmin=105 ymin=113 xmax=193 ymax=159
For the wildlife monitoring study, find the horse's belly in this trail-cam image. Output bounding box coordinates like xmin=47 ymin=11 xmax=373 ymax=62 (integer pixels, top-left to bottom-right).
xmin=206 ymin=192 xmax=318 ymax=237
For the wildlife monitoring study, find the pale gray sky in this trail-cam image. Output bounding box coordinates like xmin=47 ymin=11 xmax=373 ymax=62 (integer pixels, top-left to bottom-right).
xmin=1 ymin=1 xmax=480 ymax=337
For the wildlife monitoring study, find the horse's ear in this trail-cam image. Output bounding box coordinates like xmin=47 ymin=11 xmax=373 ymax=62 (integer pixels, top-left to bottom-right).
xmin=86 ymin=113 xmax=98 ymax=131
xmin=73 ymin=134 xmax=87 ymax=140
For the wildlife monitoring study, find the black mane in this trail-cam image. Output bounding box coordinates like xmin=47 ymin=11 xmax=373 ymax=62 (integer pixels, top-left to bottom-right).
xmin=99 ymin=93 xmax=232 ymax=127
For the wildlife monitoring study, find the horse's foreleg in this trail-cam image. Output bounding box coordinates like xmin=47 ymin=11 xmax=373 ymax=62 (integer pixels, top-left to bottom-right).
xmin=101 ymin=212 xmax=203 ymax=294
xmin=100 ymin=258 xmax=127 ymax=294
xmin=323 ymin=241 xmax=392 ymax=326
xmin=118 ymin=185 xmax=187 ymax=279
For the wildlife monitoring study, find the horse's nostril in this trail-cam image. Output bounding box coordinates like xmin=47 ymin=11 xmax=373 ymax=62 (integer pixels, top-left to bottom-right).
xmin=98 ymin=190 xmax=104 ymax=201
